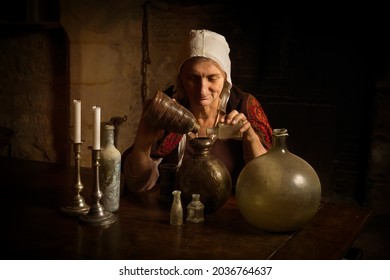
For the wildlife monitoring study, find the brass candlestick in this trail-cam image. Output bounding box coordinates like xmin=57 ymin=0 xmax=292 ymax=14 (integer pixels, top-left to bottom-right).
xmin=79 ymin=149 xmax=117 ymax=226
xmin=61 ymin=142 xmax=90 ymax=215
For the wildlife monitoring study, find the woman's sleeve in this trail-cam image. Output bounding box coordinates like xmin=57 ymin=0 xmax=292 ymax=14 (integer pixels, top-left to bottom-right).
xmin=122 ymin=153 xmax=162 ymax=192
xmin=246 ymin=94 xmax=273 ymax=150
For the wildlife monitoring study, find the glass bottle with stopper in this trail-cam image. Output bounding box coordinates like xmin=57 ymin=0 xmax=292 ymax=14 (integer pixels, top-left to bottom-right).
xmin=186 ymin=194 xmax=204 ymax=223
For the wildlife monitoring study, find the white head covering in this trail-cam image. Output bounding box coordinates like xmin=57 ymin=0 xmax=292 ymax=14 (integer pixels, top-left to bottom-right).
xmin=174 ymin=29 xmax=232 ymax=113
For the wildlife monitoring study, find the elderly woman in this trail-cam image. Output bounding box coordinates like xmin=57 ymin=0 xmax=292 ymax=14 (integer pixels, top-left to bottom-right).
xmin=123 ymin=29 xmax=272 ymax=192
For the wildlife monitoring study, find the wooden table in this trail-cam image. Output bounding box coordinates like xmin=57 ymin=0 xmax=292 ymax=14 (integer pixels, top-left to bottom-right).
xmin=0 ymin=157 xmax=371 ymax=260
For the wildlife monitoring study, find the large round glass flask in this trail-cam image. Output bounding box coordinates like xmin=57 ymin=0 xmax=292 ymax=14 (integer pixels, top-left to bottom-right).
xmin=176 ymin=137 xmax=232 ymax=214
xmin=236 ymin=128 xmax=321 ymax=232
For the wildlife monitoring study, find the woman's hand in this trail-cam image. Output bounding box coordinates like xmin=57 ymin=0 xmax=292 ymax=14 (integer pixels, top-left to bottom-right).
xmin=128 ymin=99 xmax=166 ymax=180
xmin=219 ymin=110 xmax=258 ymax=142
xmin=220 ymin=110 xmax=267 ymax=158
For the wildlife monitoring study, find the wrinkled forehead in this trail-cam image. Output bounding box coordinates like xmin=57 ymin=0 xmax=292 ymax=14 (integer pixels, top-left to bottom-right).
xmin=177 ymin=29 xmax=232 ymax=86
xmin=180 ymin=57 xmax=226 ymax=77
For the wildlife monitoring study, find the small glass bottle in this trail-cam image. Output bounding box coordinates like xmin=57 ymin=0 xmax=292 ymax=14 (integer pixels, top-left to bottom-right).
xmin=170 ymin=190 xmax=183 ymax=226
xmin=186 ymin=194 xmax=204 ymax=223
xmin=206 ymin=121 xmax=243 ymax=140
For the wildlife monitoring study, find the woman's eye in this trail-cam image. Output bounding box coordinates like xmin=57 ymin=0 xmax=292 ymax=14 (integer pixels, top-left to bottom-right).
xmin=208 ymin=76 xmax=220 ymax=82
xmin=188 ymin=75 xmax=200 ymax=82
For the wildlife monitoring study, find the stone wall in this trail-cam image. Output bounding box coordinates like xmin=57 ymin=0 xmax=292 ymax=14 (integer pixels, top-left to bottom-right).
xmin=0 ymin=28 xmax=68 ymax=164
xmin=59 ymin=0 xmax=258 ymax=167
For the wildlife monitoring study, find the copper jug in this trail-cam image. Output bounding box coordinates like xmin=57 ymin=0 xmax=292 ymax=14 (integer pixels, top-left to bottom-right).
xmin=176 ymin=137 xmax=232 ymax=214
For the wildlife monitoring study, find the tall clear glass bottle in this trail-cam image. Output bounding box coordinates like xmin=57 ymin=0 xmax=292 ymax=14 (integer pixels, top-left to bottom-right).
xmin=100 ymin=124 xmax=121 ymax=212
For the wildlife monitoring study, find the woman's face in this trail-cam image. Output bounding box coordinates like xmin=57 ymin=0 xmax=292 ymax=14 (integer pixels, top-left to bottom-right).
xmin=179 ymin=57 xmax=225 ymax=109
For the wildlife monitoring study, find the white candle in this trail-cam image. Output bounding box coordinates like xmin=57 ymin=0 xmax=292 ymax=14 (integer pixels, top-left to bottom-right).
xmin=73 ymin=100 xmax=81 ymax=143
xmin=92 ymin=106 xmax=101 ymax=150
